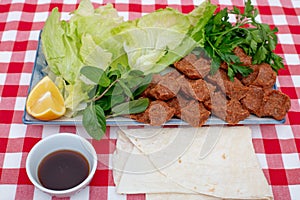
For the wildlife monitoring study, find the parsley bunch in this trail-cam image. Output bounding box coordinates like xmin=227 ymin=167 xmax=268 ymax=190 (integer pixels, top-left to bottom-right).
xmin=204 ymin=0 xmax=284 ymax=80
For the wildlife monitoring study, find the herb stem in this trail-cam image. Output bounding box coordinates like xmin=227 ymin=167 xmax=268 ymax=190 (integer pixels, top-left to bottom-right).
xmin=92 ymin=79 xmax=119 ymax=102
xmin=206 ymin=38 xmax=223 ymax=59
xmin=209 ymin=26 xmax=238 ymax=37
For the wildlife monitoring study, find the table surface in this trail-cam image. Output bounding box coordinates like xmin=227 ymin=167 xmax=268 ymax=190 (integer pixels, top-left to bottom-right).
xmin=0 ymin=0 xmax=299 ymax=200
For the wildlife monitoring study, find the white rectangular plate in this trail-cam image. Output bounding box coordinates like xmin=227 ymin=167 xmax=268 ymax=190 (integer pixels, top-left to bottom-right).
xmin=22 ymin=32 xmax=285 ymax=126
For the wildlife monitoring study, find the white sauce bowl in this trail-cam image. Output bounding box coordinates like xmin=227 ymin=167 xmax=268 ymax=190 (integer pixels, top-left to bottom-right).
xmin=26 ymin=133 xmax=97 ymax=197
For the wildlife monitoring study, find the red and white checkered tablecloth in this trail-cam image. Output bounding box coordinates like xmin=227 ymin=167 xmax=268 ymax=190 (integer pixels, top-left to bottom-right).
xmin=0 ymin=0 xmax=299 ymax=199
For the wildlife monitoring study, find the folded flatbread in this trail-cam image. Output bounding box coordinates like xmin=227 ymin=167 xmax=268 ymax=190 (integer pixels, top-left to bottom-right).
xmin=113 ymin=126 xmax=273 ymax=200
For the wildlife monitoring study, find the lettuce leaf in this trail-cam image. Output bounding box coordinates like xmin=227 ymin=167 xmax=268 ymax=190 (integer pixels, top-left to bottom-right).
xmin=41 ymin=0 xmax=124 ymax=116
xmin=80 ymin=34 xmax=112 ymax=69
xmin=41 ymin=8 xmax=68 ymax=78
xmin=110 ymin=1 xmax=216 ymax=74
xmin=188 ymin=1 xmax=217 ymax=46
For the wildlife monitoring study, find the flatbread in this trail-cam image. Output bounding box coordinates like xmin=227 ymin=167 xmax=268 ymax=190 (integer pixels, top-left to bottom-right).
xmin=146 ymin=193 xmax=220 ymax=200
xmin=113 ymin=129 xmax=195 ymax=194
xmin=113 ymin=126 xmax=273 ymax=200
xmin=112 ymin=130 xmax=134 ymax=185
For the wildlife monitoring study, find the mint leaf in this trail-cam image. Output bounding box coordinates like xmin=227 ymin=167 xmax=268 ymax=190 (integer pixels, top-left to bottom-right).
xmin=117 ymin=80 xmax=133 ymax=99
xmin=132 ymin=74 xmax=153 ymax=97
xmin=111 ymin=98 xmax=149 ymax=116
xmin=80 ymin=66 xmax=110 ymax=87
xmin=83 ymin=103 xmax=106 ymax=140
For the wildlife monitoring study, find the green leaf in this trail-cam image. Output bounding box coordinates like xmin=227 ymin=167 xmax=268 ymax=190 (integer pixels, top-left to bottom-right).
xmin=105 ymin=83 xmax=123 ymax=96
xmin=115 ymin=5 xmax=202 ymax=74
xmin=108 ymin=69 xmax=122 ymax=80
xmin=117 ymin=64 xmax=131 ymax=78
xmin=128 ymin=70 xmax=144 ymax=77
xmin=213 ymin=8 xmax=227 ymax=25
xmin=210 ymin=57 xmax=221 ymax=75
xmin=259 ymin=24 xmax=269 ymax=40
xmin=224 ymin=37 xmax=244 ymax=49
xmin=117 ymin=80 xmax=133 ymax=99
xmin=268 ymin=37 xmax=276 ymax=51
xmin=251 ymin=30 xmax=263 ymax=43
xmin=80 ymin=34 xmax=112 ymax=70
xmin=231 ymin=6 xmax=241 ymax=15
xmin=270 ymin=53 xmax=284 ymax=72
xmin=218 ymin=51 xmax=228 ymax=63
xmin=261 ymin=23 xmax=271 ymax=33
xmin=250 ymin=40 xmax=258 ymax=52
xmin=132 ymin=74 xmax=153 ymax=97
xmin=244 ymin=31 xmax=252 ymax=43
xmin=82 ymin=103 xmax=106 ymax=140
xmin=80 ymin=66 xmax=110 ymax=87
xmin=111 ymin=98 xmax=149 ymax=116
xmin=232 ymin=64 xmax=253 ymax=77
xmin=96 ymin=96 xmax=112 ymax=111
xmin=253 ymin=45 xmax=267 ymax=64
xmin=244 ymin=0 xmax=255 ymax=17
xmin=215 ymin=36 xmax=224 ymax=47
xmin=110 ymin=95 xmax=126 ymax=108
xmin=188 ymin=0 xmax=217 ymax=27
xmin=226 ymin=54 xmax=240 ymax=63
xmin=204 ymin=44 xmax=213 ymax=58
xmin=227 ymin=66 xmax=235 ymax=81
xmin=96 ymin=94 xmax=126 ymax=111
xmin=123 ymin=71 xmax=152 ymax=93
xmin=126 ymin=76 xmax=144 ymax=89
xmin=187 ymin=1 xmax=217 ymax=46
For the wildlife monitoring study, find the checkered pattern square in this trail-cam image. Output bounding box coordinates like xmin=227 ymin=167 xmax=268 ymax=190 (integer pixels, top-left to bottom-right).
xmin=0 ymin=0 xmax=299 ymax=200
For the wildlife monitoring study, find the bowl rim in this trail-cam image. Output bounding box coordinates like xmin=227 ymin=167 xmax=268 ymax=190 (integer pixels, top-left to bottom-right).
xmin=25 ymin=132 xmax=98 ymax=196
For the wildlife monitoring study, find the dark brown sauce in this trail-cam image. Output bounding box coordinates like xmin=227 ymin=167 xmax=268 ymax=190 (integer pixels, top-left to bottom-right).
xmin=38 ymin=150 xmax=89 ymax=190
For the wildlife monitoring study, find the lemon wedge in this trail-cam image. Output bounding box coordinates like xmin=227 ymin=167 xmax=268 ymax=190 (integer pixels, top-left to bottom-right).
xmin=26 ymin=76 xmax=66 ymax=120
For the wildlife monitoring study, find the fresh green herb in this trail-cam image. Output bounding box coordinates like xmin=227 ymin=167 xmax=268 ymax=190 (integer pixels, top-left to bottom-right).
xmin=80 ymin=66 xmax=111 ymax=87
xmin=204 ymin=0 xmax=284 ymax=80
xmin=81 ymin=65 xmax=152 ymax=140
xmin=82 ymin=103 xmax=106 ymax=140
xmin=111 ymin=98 xmax=149 ymax=117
